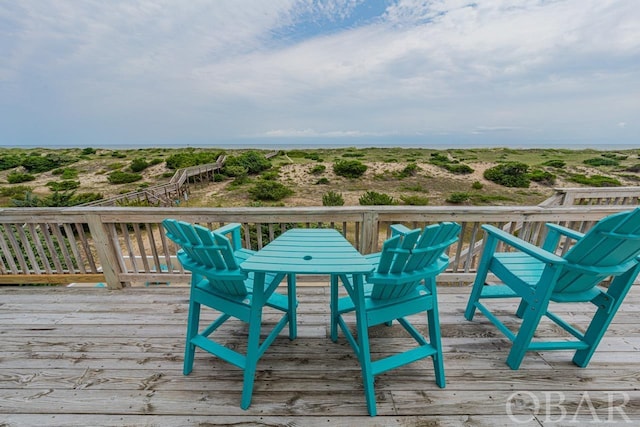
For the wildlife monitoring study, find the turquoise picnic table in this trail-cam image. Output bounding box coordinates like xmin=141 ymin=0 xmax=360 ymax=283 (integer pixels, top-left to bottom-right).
xmin=240 ymin=228 xmax=374 ymax=339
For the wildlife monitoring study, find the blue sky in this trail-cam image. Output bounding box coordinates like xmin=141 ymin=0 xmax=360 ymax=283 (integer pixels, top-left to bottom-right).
xmin=1 ymin=0 xmax=638 ymax=149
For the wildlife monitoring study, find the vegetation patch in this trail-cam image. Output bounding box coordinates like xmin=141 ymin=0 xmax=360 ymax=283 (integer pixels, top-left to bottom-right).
xmin=446 ymin=192 xmax=470 ymax=204
xmin=429 ymin=153 xmax=474 ymax=174
xmin=528 ymin=169 xmax=556 ymax=185
xmin=400 ymin=194 xmax=429 ymax=205
xmin=225 ymin=151 xmax=271 ymax=175
xmin=248 ymin=180 xmax=293 ymax=201
xmin=108 ymin=171 xmax=143 ymax=184
xmin=568 ymin=174 xmax=621 ymax=187
xmin=541 ymin=159 xmax=566 ymax=168
xmin=583 ymin=157 xmax=619 ymax=167
xmin=46 ymin=180 xmax=80 ymax=191
xmin=165 ymin=150 xmax=222 ymax=169
xmin=322 ymin=191 xmax=344 ymax=206
xmin=333 ymin=160 xmax=367 ymax=178
xmin=359 ymin=191 xmax=397 ymax=205
xmin=7 ymin=172 xmax=36 ymax=184
xmin=484 ymin=162 xmax=530 ymax=188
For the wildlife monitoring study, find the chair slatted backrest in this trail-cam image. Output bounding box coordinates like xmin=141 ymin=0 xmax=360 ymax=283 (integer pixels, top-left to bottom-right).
xmin=556 ymin=207 xmax=640 ymax=293
xmin=162 ymin=219 xmax=248 ymax=296
xmin=371 ymin=222 xmax=460 ymax=300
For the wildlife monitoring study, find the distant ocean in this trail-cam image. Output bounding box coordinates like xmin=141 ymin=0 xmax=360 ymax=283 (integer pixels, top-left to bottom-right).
xmin=2 ymin=139 xmax=638 ymax=151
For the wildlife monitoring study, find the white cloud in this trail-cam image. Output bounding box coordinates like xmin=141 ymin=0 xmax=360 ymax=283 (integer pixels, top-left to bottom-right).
xmin=1 ymin=0 xmax=639 ymax=147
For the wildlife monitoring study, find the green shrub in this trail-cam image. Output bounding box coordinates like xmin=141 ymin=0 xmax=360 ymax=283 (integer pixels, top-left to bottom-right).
xmin=165 ymin=150 xmax=221 ymax=169
xmin=107 ymin=171 xmax=142 ymax=184
xmin=322 ymin=191 xmax=344 ymax=206
xmin=568 ymin=174 xmax=621 ymax=187
xmin=0 ymin=155 xmax=23 ymax=171
xmin=11 ymin=190 xmax=102 ymax=207
xmin=309 ymin=164 xmax=326 ymax=175
xmin=54 ymin=168 xmax=79 ymax=179
xmin=429 ymin=153 xmax=450 ymax=163
xmin=429 ymin=152 xmax=473 ymax=174
xmin=400 ymin=194 xmax=429 ymax=205
xmin=444 ymin=163 xmax=474 ymax=174
xmin=601 ymin=153 xmax=628 ymax=160
xmin=0 ymin=185 xmax=31 ymax=198
xmin=213 ymin=173 xmax=226 ymax=182
xmin=81 ymin=147 xmax=96 ymax=155
xmin=541 ymin=159 xmax=566 ymax=168
xmin=111 ymin=151 xmax=127 ymax=158
xmin=260 ymin=171 xmax=279 ymax=181
xmin=359 ymin=191 xmax=397 ymax=205
xmin=21 ymin=153 xmax=75 ymax=173
xmin=447 ymin=192 xmax=470 ymax=204
xmin=248 ymin=180 xmax=293 ymax=201
xmin=70 ymin=192 xmax=103 ymax=205
xmin=333 ymin=160 xmax=367 ymax=178
xmin=484 ymin=162 xmax=530 ymax=188
xmin=315 ymin=177 xmax=330 ymax=185
xmin=396 ymin=163 xmax=419 ymax=178
xmin=46 ymin=180 xmax=80 ymax=191
xmin=225 ymin=151 xmax=271 ymax=174
xmin=130 ymin=158 xmax=150 ymax=172
xmin=471 ymin=181 xmax=483 ymax=190
xmin=528 ymin=169 xmax=556 ymax=185
xmin=7 ymin=172 xmax=36 ymax=184
xmin=400 ymin=183 xmax=427 ymax=192
xmin=583 ymin=158 xmax=619 ymax=167
xmin=342 ymin=152 xmax=365 ymax=158
xmin=224 ymin=165 xmax=248 ymax=177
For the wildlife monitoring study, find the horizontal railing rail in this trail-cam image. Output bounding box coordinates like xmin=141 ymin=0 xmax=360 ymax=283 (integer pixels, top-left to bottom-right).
xmin=0 ymin=197 xmax=638 ymax=288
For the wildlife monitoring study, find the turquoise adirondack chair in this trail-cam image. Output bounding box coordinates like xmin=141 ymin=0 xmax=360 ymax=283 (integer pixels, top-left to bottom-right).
xmin=331 ymin=222 xmax=460 ymax=416
xmin=465 ymin=207 xmax=640 ymax=369
xmin=162 ymin=219 xmax=293 ymax=409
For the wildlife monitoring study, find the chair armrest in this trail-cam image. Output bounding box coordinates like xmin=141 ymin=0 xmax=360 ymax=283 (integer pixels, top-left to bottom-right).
xmin=482 ymin=224 xmax=566 ymax=265
xmin=542 ymin=223 xmax=585 ymax=252
xmin=390 ymin=224 xmax=413 ymax=236
xmin=214 ymin=223 xmax=243 ymax=251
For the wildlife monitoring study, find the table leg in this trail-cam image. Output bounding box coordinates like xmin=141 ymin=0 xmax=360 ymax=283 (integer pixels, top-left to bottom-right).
xmin=288 ymin=273 xmax=297 ymax=340
xmin=330 ymin=274 xmax=339 ymax=342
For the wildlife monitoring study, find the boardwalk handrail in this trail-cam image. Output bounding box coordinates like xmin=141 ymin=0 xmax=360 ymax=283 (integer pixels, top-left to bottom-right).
xmin=0 ymin=194 xmax=638 ymax=288
xmin=542 ymin=186 xmax=640 ymax=207
xmin=81 ymin=155 xmax=227 ymax=207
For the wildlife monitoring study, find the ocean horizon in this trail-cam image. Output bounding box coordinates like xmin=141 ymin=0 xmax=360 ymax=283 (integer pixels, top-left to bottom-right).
xmin=1 ymin=140 xmax=638 ymax=151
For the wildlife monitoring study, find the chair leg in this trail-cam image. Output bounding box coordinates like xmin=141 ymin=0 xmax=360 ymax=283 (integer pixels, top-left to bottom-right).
xmin=573 ymin=266 xmax=639 ymax=367
xmin=506 ymin=300 xmax=548 ymax=370
xmin=515 ymin=300 xmax=528 ymax=319
xmin=183 ymin=299 xmax=200 ymax=375
xmin=464 ymin=236 xmax=497 ymax=321
xmin=352 ymin=275 xmax=376 ymax=416
xmin=426 ymin=279 xmax=445 ymax=388
xmin=356 ymin=312 xmax=376 ymax=416
xmin=240 ymin=306 xmax=263 ymax=410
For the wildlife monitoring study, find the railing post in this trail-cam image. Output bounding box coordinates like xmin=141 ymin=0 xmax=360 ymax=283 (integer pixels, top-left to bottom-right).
xmin=360 ymin=210 xmax=379 ymax=254
xmin=87 ymin=214 xmax=124 ymax=289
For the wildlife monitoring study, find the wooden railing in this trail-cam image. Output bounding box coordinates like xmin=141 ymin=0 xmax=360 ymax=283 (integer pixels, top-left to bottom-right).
xmin=539 ymin=186 xmax=640 ymax=207
xmin=1 ymin=187 xmax=638 ymax=288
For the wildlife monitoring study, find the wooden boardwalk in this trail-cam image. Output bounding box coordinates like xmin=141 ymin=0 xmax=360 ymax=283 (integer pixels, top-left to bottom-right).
xmin=1 ymin=283 xmax=639 ymax=426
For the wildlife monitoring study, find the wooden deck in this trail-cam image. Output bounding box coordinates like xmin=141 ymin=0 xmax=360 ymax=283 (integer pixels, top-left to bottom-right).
xmin=1 ymin=283 xmax=639 ymax=426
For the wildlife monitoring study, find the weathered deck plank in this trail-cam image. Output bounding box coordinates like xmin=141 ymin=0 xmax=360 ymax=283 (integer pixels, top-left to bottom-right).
xmin=0 ymin=285 xmax=638 ymax=425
